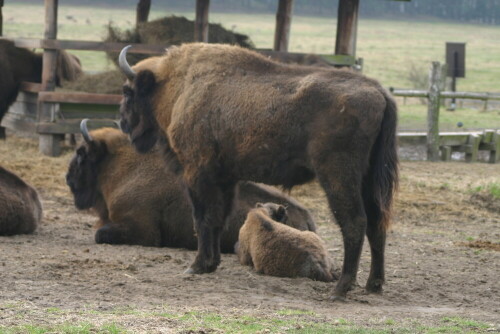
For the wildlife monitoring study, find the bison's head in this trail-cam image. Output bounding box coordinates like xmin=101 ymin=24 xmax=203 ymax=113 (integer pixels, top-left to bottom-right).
xmin=66 ymin=120 xmax=107 ymax=210
xmin=118 ymin=46 xmax=159 ymax=154
xmin=256 ymin=202 xmax=288 ymax=224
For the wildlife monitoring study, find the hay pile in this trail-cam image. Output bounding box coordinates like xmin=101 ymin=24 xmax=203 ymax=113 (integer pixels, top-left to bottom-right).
xmin=105 ymin=15 xmax=254 ymax=66
xmin=60 ymin=70 xmax=125 ymax=94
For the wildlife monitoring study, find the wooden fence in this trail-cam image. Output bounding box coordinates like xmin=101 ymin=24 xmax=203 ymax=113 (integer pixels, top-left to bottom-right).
xmin=390 ymin=61 xmax=500 ymax=163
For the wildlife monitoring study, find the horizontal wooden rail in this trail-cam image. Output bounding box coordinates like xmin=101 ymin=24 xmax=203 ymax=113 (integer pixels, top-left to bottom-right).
xmin=440 ymin=91 xmax=500 ymax=101
xmin=390 ymin=88 xmax=428 ymax=98
xmin=9 ymin=38 xmax=356 ymax=66
xmin=390 ymin=87 xmax=500 ymax=101
xmin=12 ymin=38 xmax=167 ymax=54
xmin=38 ymin=91 xmax=122 ymax=105
xmin=20 ymin=82 xmax=42 ymax=93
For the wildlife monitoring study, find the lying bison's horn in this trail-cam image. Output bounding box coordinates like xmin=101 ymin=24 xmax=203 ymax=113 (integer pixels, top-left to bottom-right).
xmin=80 ymin=119 xmax=92 ymax=143
xmin=119 ymin=45 xmax=136 ymax=81
xmin=113 ymin=120 xmax=122 ymax=131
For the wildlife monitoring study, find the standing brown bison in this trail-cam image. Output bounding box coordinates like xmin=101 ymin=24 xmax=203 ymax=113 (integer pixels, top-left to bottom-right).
xmin=0 ymin=166 xmax=43 ymax=235
xmin=66 ymin=124 xmax=315 ymax=251
xmin=118 ymin=43 xmax=398 ymax=300
xmin=0 ymin=39 xmax=82 ymax=139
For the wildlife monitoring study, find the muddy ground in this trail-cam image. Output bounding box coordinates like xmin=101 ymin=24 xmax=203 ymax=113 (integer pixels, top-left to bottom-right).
xmin=0 ymin=133 xmax=499 ymax=332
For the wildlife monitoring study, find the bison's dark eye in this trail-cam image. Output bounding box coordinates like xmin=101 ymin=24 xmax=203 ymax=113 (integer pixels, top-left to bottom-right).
xmin=123 ymin=86 xmax=134 ymax=98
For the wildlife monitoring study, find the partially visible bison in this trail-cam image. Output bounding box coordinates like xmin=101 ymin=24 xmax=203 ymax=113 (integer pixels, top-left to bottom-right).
xmin=0 ymin=166 xmax=43 ymax=235
xmin=66 ymin=124 xmax=315 ymax=251
xmin=237 ymin=202 xmax=336 ymax=282
xmin=118 ymin=43 xmax=398 ymax=300
xmin=0 ymin=39 xmax=82 ymax=139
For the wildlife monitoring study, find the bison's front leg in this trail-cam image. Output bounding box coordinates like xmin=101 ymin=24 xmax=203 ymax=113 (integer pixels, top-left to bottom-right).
xmin=184 ymin=179 xmax=236 ymax=274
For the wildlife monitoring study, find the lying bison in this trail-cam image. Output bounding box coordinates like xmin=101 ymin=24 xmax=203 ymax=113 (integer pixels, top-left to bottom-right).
xmin=0 ymin=166 xmax=43 ymax=235
xmin=0 ymin=39 xmax=82 ymax=139
xmin=66 ymin=124 xmax=315 ymax=251
xmin=237 ymin=203 xmax=336 ymax=282
xmin=118 ymin=43 xmax=399 ymax=300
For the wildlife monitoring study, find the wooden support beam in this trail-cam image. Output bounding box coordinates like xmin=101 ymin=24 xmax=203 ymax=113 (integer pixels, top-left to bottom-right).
xmin=463 ymin=134 xmax=481 ymax=162
xmin=41 ymin=0 xmax=58 ymax=92
xmin=440 ymin=146 xmax=452 ymax=162
xmin=13 ymin=38 xmax=167 ymax=54
xmin=0 ymin=0 xmax=4 ymax=36
xmin=39 ymin=0 xmax=60 ymax=156
xmin=38 ymin=91 xmax=121 ymax=105
xmin=273 ymin=0 xmax=293 ymax=52
xmin=136 ymin=0 xmax=151 ymax=27
xmin=426 ymin=62 xmax=442 ymax=162
xmin=335 ymin=0 xmax=359 ymax=57
xmin=194 ymin=0 xmax=210 ymax=43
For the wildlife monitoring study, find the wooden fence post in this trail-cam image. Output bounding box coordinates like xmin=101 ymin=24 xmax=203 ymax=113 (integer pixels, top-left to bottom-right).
xmin=427 ymin=61 xmax=442 ymax=162
xmin=136 ymin=0 xmax=151 ymax=27
xmin=39 ymin=0 xmax=61 ymax=156
xmin=273 ymin=0 xmax=293 ymax=52
xmin=335 ymin=0 xmax=359 ymax=57
xmin=0 ymin=0 xmax=4 ymax=36
xmin=194 ymin=0 xmax=210 ymax=43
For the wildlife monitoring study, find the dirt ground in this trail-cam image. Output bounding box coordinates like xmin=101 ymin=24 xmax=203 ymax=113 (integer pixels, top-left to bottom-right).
xmin=0 ymin=133 xmax=499 ymax=332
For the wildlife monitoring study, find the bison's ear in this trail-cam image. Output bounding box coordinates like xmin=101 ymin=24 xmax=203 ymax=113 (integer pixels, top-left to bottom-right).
xmin=256 ymin=202 xmax=264 ymax=208
xmin=135 ymin=70 xmax=156 ymax=96
xmin=87 ymin=141 xmax=108 ymax=163
xmin=274 ymin=205 xmax=287 ymax=223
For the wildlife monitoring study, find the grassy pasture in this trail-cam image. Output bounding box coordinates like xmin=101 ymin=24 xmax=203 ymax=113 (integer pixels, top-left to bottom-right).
xmin=3 ymin=3 xmax=500 ymax=92
xmin=3 ymin=3 xmax=500 ymax=131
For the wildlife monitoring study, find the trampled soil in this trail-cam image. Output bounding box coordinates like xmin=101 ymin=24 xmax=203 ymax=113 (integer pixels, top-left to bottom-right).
xmin=0 ymin=133 xmax=499 ymax=332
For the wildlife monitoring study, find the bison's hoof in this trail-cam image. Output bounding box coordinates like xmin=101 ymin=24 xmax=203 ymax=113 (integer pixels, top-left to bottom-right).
xmin=184 ymin=263 xmax=218 ymax=275
xmin=183 ymin=267 xmax=201 ymax=275
xmin=365 ymin=279 xmax=384 ymax=294
xmin=329 ymin=294 xmax=347 ymax=302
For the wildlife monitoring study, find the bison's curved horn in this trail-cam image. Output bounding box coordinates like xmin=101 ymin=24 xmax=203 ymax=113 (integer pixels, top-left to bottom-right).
xmin=119 ymin=45 xmax=136 ymax=81
xmin=113 ymin=120 xmax=122 ymax=131
xmin=80 ymin=119 xmax=92 ymax=143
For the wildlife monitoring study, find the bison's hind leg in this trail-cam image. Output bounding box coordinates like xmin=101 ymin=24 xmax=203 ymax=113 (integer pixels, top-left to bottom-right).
xmin=312 ymin=149 xmax=368 ymax=300
xmin=363 ymin=187 xmax=386 ymax=293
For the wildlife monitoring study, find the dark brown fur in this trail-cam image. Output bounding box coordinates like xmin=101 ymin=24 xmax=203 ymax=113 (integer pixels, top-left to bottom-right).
xmin=0 ymin=39 xmax=82 ymax=139
xmin=237 ymin=203 xmax=336 ymax=282
xmin=66 ymin=128 xmax=316 ymax=251
xmin=119 ymin=43 xmax=398 ymax=299
xmin=0 ymin=166 xmax=42 ymax=235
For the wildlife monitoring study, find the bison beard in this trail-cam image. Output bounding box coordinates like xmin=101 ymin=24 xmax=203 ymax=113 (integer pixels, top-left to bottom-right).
xmin=118 ymin=43 xmax=399 ymax=300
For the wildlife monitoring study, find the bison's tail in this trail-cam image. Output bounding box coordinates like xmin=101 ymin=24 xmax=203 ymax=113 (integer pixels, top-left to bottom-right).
xmin=363 ymin=91 xmax=399 ymax=232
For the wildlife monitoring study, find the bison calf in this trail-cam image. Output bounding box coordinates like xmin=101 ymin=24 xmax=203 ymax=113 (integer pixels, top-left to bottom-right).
xmin=237 ymin=203 xmax=336 ymax=282
xmin=0 ymin=166 xmax=42 ymax=235
xmin=66 ymin=126 xmax=315 ymax=251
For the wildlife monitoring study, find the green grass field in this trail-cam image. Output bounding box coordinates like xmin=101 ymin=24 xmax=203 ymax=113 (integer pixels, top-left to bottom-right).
xmin=2 ymin=3 xmax=500 ymax=130
xmin=0 ymin=304 xmax=494 ymax=334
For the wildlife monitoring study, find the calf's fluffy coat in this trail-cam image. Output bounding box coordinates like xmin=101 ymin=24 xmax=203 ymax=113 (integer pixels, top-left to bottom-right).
xmin=237 ymin=203 xmax=336 ymax=282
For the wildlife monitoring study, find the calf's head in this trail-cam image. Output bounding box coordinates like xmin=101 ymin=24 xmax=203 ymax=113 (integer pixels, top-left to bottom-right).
xmin=119 ymin=45 xmax=159 ymax=154
xmin=66 ymin=120 xmax=107 ymax=210
xmin=256 ymin=202 xmax=288 ymax=223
